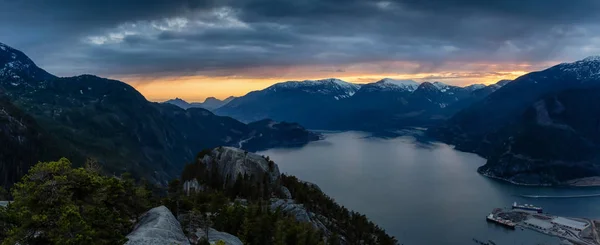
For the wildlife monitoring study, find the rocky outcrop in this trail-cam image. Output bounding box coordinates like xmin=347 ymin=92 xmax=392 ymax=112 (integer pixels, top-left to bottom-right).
xmin=183 ymin=179 xmax=203 ymax=195
xmin=199 ymin=147 xmax=280 ymax=185
xmin=279 ymin=186 xmax=292 ymax=199
xmin=0 ymin=201 xmax=10 ymax=207
xmin=299 ymin=180 xmax=322 ymax=191
xmin=125 ymin=206 xmax=190 ymax=245
xmin=192 ymin=228 xmax=243 ymax=245
xmin=270 ymin=199 xmax=331 ymax=236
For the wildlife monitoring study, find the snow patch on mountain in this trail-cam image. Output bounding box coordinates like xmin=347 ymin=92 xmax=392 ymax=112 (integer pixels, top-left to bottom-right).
xmin=464 ymin=84 xmax=486 ymax=91
xmin=266 ymin=78 xmax=361 ymax=98
xmin=556 ymin=56 xmax=600 ymax=80
xmin=431 ymin=81 xmax=451 ymax=92
xmin=375 ymin=78 xmax=419 ymax=91
xmin=582 ymin=56 xmax=600 ymax=62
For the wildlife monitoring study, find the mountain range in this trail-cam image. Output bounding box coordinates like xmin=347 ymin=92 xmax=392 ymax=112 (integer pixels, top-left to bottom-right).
xmin=211 ymin=57 xmax=600 ymax=185
xmin=215 ymin=78 xmax=509 ymax=131
xmin=164 ymin=96 xmax=236 ymax=111
xmin=2 ymin=40 xmax=599 ymax=186
xmin=431 ymin=56 xmax=600 ymax=185
xmin=0 ymin=42 xmax=319 ymax=188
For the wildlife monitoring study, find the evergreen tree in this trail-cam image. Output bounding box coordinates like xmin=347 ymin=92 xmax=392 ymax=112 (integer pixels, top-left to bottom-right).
xmin=1 ymin=158 xmax=152 ymax=245
xmin=0 ymin=187 xmax=8 ymax=200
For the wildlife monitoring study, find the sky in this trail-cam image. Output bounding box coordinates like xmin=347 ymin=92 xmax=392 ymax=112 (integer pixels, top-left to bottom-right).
xmin=2 ymin=0 xmax=600 ymax=102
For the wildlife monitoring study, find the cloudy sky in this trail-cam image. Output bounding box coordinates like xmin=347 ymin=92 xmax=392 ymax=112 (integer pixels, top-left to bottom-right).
xmin=2 ymin=0 xmax=600 ymax=101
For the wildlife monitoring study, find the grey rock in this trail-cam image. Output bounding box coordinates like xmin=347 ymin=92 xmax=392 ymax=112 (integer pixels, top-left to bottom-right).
xmin=192 ymin=228 xmax=243 ymax=245
xmin=233 ymin=198 xmax=249 ymax=206
xmin=300 ymin=180 xmax=322 ymax=191
xmin=271 ymin=199 xmax=311 ymax=222
xmin=183 ymin=179 xmax=203 ymax=195
xmin=0 ymin=201 xmax=10 ymax=207
xmin=270 ymin=198 xmax=331 ymax=236
xmin=125 ymin=206 xmax=190 ymax=245
xmin=200 ymin=147 xmax=280 ymax=185
xmin=280 ymin=186 xmax=292 ymax=199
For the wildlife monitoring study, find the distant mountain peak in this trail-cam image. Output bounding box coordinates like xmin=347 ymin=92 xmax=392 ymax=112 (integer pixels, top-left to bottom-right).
xmin=0 ymin=42 xmax=55 ymax=87
xmin=416 ymin=81 xmax=438 ymax=91
xmin=164 ymin=98 xmax=192 ymax=110
xmin=204 ymin=97 xmax=221 ymax=103
xmin=379 ymin=78 xmax=418 ymax=85
xmin=166 ymin=97 xmax=187 ymax=103
xmin=266 ymin=78 xmax=361 ymax=99
xmin=464 ymin=83 xmax=486 ymax=91
xmin=554 ymin=56 xmax=600 ymax=80
xmin=431 ymin=81 xmax=450 ymax=89
xmin=366 ymin=78 xmax=419 ymax=92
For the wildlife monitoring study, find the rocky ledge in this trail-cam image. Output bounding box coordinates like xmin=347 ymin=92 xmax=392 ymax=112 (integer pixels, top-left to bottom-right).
xmin=125 ymin=206 xmax=190 ymax=245
xmin=198 ymin=146 xmax=281 ymax=186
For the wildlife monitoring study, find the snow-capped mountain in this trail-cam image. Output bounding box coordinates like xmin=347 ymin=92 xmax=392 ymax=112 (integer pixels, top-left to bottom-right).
xmin=216 ymin=78 xmax=363 ymax=127
xmin=554 ymin=56 xmax=600 ymax=80
xmin=378 ymin=78 xmax=419 ymax=91
xmin=215 ymin=76 xmax=501 ymax=130
xmin=464 ymin=83 xmax=486 ymax=91
xmin=431 ymin=81 xmax=451 ymax=91
xmin=432 ymin=56 xmax=600 ymax=185
xmin=433 ymin=55 xmax=600 ymax=159
xmin=265 ymin=78 xmax=361 ymax=100
xmin=0 ymin=42 xmax=55 ymax=89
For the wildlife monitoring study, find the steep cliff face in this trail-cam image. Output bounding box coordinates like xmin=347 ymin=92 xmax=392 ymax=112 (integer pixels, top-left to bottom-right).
xmin=197 ymin=147 xmax=281 ymax=186
xmin=181 ymin=147 xmax=397 ymax=244
xmin=477 ymin=88 xmax=600 ymax=185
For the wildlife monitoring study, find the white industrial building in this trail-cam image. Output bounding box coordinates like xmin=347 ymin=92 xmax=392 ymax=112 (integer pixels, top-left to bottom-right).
xmin=551 ymin=217 xmax=588 ymax=232
xmin=524 ymin=218 xmax=553 ymax=231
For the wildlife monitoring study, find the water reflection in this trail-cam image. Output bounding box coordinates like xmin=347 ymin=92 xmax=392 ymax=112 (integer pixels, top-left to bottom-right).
xmin=258 ymin=131 xmax=600 ymax=245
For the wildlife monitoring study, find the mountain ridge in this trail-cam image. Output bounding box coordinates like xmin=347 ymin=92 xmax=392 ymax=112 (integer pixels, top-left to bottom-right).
xmin=430 ymin=56 xmax=600 ymax=185
xmin=164 ymin=96 xmax=236 ymax=111
xmin=0 ymin=42 xmax=319 ymax=187
xmin=216 ymin=77 xmax=506 ymax=131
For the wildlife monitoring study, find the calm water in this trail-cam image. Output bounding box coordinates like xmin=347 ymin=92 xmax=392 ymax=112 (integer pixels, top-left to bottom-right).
xmin=258 ymin=131 xmax=600 ymax=245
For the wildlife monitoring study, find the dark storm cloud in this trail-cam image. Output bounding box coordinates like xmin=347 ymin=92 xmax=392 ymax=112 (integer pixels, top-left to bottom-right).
xmin=2 ymin=0 xmax=600 ymax=77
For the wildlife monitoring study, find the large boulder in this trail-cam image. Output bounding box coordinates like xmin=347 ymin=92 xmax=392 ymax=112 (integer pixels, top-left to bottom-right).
xmin=192 ymin=228 xmax=243 ymax=245
xmin=199 ymin=147 xmax=280 ymax=185
xmin=125 ymin=206 xmax=190 ymax=245
xmin=270 ymin=199 xmax=331 ymax=236
xmin=279 ymin=186 xmax=292 ymax=199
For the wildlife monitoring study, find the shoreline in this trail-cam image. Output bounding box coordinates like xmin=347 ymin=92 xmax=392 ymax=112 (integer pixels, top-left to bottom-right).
xmin=479 ymin=172 xmax=600 ymax=188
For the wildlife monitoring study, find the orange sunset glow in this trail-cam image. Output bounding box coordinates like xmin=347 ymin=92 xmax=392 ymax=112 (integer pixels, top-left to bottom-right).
xmin=118 ymin=61 xmax=544 ymax=102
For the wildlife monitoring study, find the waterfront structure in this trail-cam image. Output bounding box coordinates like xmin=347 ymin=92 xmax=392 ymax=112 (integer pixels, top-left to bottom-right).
xmin=524 ymin=218 xmax=553 ymax=231
xmin=551 ymin=217 xmax=588 ymax=232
